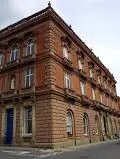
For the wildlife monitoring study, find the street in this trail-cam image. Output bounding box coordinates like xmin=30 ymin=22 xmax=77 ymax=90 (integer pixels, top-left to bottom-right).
xmin=0 ymin=140 xmax=120 ymax=159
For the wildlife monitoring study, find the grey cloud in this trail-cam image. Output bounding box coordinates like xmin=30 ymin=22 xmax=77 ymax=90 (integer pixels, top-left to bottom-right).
xmin=0 ymin=0 xmax=20 ymax=29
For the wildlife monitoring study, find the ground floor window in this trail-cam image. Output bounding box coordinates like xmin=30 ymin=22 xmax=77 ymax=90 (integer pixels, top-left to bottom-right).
xmin=95 ymin=115 xmax=99 ymax=134
xmin=83 ymin=113 xmax=89 ymax=135
xmin=24 ymin=106 xmax=32 ymax=135
xmin=66 ymin=111 xmax=73 ymax=136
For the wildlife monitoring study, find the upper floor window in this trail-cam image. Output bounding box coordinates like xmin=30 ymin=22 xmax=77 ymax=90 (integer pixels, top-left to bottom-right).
xmin=111 ymin=100 xmax=114 ymax=108
xmin=10 ymin=46 xmax=18 ymax=62
xmin=10 ymin=75 xmax=16 ymax=90
xmin=104 ymin=81 xmax=107 ymax=89
xmin=66 ymin=111 xmax=73 ymax=136
xmin=63 ymin=45 xmax=69 ymax=59
xmin=26 ymin=39 xmax=35 ymax=56
xmin=0 ymin=52 xmax=3 ymax=65
xmin=92 ymin=87 xmax=96 ymax=100
xmin=98 ymin=76 xmax=101 ymax=84
xmin=23 ymin=106 xmax=32 ymax=135
xmin=106 ymin=97 xmax=109 ymax=106
xmin=78 ymin=58 xmax=83 ymax=70
xmin=25 ymin=68 xmax=33 ymax=88
xmin=90 ymin=69 xmax=94 ymax=78
xmin=64 ymin=72 xmax=71 ymax=89
xmin=80 ymin=81 xmax=86 ymax=95
xmin=83 ymin=113 xmax=89 ymax=135
xmin=100 ymin=94 xmax=103 ymax=103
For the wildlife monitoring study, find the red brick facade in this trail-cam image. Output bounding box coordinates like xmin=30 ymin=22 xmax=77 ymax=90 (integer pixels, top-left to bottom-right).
xmin=0 ymin=5 xmax=120 ymax=148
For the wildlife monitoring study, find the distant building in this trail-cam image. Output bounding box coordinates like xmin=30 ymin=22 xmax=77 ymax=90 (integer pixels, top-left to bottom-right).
xmin=0 ymin=4 xmax=119 ymax=148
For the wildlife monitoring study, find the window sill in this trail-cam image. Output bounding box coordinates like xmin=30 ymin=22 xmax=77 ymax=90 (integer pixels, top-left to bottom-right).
xmin=84 ymin=134 xmax=88 ymax=137
xmin=22 ymin=134 xmax=32 ymax=137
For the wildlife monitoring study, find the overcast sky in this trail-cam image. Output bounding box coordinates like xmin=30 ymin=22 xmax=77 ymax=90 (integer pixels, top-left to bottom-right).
xmin=0 ymin=0 xmax=120 ymax=95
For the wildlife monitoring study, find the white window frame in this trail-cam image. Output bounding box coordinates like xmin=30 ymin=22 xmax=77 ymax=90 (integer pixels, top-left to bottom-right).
xmin=98 ymin=76 xmax=101 ymax=84
xmin=83 ymin=113 xmax=89 ymax=135
xmin=26 ymin=39 xmax=35 ymax=56
xmin=23 ymin=106 xmax=32 ymax=135
xmin=100 ymin=94 xmax=103 ymax=103
xmin=78 ymin=58 xmax=83 ymax=70
xmin=0 ymin=53 xmax=3 ymax=65
xmin=104 ymin=82 xmax=107 ymax=89
xmin=90 ymin=69 xmax=93 ymax=78
xmin=95 ymin=115 xmax=99 ymax=135
xmin=81 ymin=81 xmax=86 ymax=95
xmin=64 ymin=72 xmax=71 ymax=89
xmin=10 ymin=47 xmax=18 ymax=62
xmin=106 ymin=97 xmax=109 ymax=106
xmin=63 ymin=46 xmax=69 ymax=59
xmin=25 ymin=68 xmax=33 ymax=88
xmin=10 ymin=76 xmax=15 ymax=89
xmin=92 ymin=88 xmax=96 ymax=100
xmin=66 ymin=112 xmax=73 ymax=135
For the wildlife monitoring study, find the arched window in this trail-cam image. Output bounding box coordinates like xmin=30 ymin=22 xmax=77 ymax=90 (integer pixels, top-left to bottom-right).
xmin=10 ymin=75 xmax=16 ymax=89
xmin=66 ymin=111 xmax=73 ymax=136
xmin=26 ymin=39 xmax=35 ymax=56
xmin=83 ymin=113 xmax=89 ymax=135
xmin=95 ymin=115 xmax=99 ymax=134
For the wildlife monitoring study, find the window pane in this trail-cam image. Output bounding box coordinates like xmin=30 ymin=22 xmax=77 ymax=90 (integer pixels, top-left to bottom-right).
xmin=66 ymin=112 xmax=72 ymax=135
xmin=83 ymin=113 xmax=88 ymax=135
xmin=0 ymin=54 xmax=3 ymax=65
xmin=28 ymin=120 xmax=32 ymax=134
xmin=81 ymin=82 xmax=85 ymax=95
xmin=10 ymin=76 xmax=15 ymax=89
xmin=63 ymin=47 xmax=68 ymax=59
xmin=78 ymin=59 xmax=83 ymax=70
xmin=24 ymin=107 xmax=32 ymax=134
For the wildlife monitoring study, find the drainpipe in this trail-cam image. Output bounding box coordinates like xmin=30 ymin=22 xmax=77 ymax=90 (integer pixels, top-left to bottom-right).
xmin=74 ymin=115 xmax=76 ymax=146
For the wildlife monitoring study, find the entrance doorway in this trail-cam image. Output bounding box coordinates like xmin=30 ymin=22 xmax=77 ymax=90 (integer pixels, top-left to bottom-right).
xmin=5 ymin=108 xmax=13 ymax=144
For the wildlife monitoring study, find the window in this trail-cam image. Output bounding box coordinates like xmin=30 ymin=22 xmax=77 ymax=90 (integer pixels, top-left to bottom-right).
xmin=106 ymin=97 xmax=109 ymax=106
xmin=10 ymin=75 xmax=15 ymax=89
xmin=64 ymin=72 xmax=71 ymax=89
xmin=92 ymin=88 xmax=96 ymax=100
xmin=0 ymin=52 xmax=3 ymax=65
xmin=66 ymin=111 xmax=73 ymax=136
xmin=83 ymin=113 xmax=89 ymax=135
xmin=10 ymin=46 xmax=18 ymax=62
xmin=80 ymin=81 xmax=86 ymax=95
xmin=104 ymin=82 xmax=107 ymax=89
xmin=114 ymin=119 xmax=117 ymax=134
xmin=95 ymin=115 xmax=99 ymax=134
xmin=112 ymin=100 xmax=113 ymax=108
xmin=98 ymin=76 xmax=101 ymax=84
xmin=26 ymin=39 xmax=35 ymax=56
xmin=118 ymin=121 xmax=120 ymax=131
xmin=109 ymin=118 xmax=113 ymax=135
xmin=90 ymin=69 xmax=94 ymax=78
xmin=63 ymin=46 xmax=69 ymax=59
xmin=24 ymin=106 xmax=32 ymax=135
xmin=78 ymin=59 xmax=83 ymax=70
xmin=100 ymin=94 xmax=103 ymax=103
xmin=25 ymin=68 xmax=33 ymax=88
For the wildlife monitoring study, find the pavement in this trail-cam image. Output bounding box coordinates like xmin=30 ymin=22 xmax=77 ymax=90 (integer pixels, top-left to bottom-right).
xmin=0 ymin=139 xmax=120 ymax=159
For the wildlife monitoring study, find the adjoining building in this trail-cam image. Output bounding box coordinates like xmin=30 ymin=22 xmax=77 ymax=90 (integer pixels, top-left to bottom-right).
xmin=0 ymin=3 xmax=119 ymax=148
